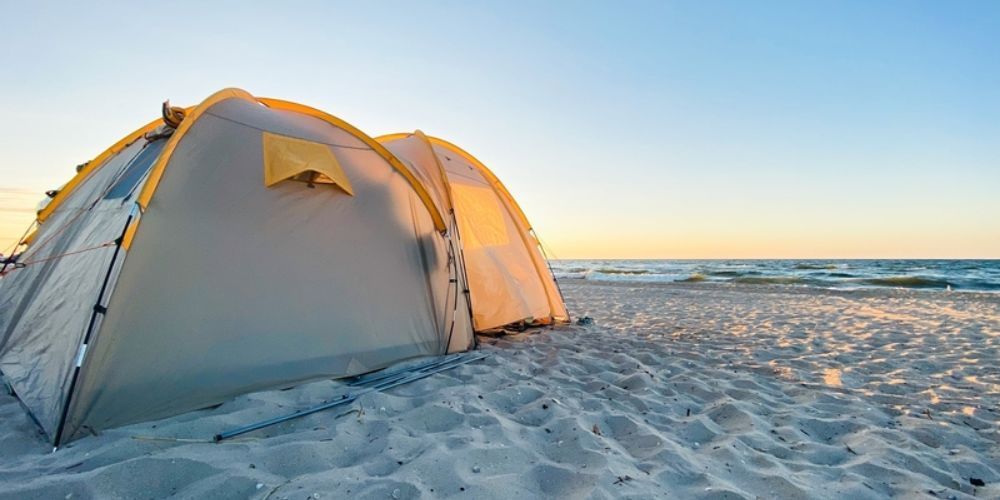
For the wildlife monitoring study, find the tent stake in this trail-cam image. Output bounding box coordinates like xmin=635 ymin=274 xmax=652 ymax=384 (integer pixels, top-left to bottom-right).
xmin=213 ymin=352 xmax=486 ymax=442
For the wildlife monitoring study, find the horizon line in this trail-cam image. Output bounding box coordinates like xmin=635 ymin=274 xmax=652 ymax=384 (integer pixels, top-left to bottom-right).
xmin=551 ymin=257 xmax=1000 ymax=261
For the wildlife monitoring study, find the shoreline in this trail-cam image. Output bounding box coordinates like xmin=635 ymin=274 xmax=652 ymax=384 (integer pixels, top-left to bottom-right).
xmin=2 ymin=280 xmax=998 ymax=498
xmin=559 ymin=276 xmax=1000 ymax=297
xmin=550 ymin=259 xmax=1000 ymax=294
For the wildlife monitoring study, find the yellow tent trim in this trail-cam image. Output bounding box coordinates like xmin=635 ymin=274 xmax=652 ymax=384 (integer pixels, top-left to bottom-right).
xmin=22 ymin=228 xmax=38 ymax=246
xmin=377 ymin=133 xmax=536 ymax=234
xmin=262 ymin=132 xmax=354 ymax=195
xmin=136 ymin=88 xmax=256 ymax=211
xmin=124 ymin=88 xmax=447 ymax=250
xmin=121 ymin=218 xmax=139 ymax=250
xmin=37 ymin=117 xmax=165 ymax=223
xmin=375 ymin=133 xmax=411 ymax=143
xmin=424 ymin=136 xmax=535 ymax=231
xmin=377 ymin=131 xmax=456 ymax=206
xmin=258 ymin=98 xmax=446 ymax=233
xmin=122 ymin=88 xmax=257 ymax=250
xmin=424 ymin=136 xmax=561 ymax=319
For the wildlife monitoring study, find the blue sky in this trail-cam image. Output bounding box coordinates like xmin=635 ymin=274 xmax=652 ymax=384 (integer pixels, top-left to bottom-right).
xmin=2 ymin=1 xmax=998 ymax=257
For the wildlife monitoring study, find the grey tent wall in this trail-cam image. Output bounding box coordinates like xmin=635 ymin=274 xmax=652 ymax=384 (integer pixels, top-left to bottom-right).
xmin=52 ymin=211 xmax=135 ymax=446
xmin=379 ymin=134 xmax=475 ymax=349
xmin=59 ymin=99 xmax=458 ymax=441
xmin=0 ymin=138 xmax=153 ymax=440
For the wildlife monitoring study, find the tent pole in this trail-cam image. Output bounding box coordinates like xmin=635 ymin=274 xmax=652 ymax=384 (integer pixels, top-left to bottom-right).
xmin=442 ymin=221 xmax=461 ymax=353
xmin=447 ymin=211 xmax=477 ymax=347
xmin=214 ymin=352 xmax=486 ymax=442
xmin=52 ymin=213 xmax=133 ymax=448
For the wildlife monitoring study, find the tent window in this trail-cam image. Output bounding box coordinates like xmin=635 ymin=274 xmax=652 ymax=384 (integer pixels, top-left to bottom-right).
xmin=451 ymin=183 xmax=509 ymax=248
xmin=262 ymin=132 xmax=353 ymax=195
xmin=104 ymin=139 xmax=167 ymax=200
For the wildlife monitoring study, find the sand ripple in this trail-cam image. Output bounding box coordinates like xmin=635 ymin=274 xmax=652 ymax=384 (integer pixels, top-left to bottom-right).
xmin=1 ymin=281 xmax=997 ymax=498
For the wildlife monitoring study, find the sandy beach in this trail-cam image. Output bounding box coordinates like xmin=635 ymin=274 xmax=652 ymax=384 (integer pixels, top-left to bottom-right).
xmin=1 ymin=280 xmax=997 ymax=499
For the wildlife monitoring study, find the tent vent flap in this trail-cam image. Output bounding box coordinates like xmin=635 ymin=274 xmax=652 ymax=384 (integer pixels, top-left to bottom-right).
xmin=262 ymin=132 xmax=354 ymax=195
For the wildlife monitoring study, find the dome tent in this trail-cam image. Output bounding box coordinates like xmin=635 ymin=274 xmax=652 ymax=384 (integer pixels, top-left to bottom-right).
xmin=0 ymin=88 xmax=566 ymax=445
xmin=379 ymin=132 xmax=569 ymax=331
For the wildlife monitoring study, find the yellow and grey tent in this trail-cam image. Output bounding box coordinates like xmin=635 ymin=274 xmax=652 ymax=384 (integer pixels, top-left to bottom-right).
xmin=378 ymin=132 xmax=568 ymax=331
xmin=0 ymin=88 xmax=567 ymax=445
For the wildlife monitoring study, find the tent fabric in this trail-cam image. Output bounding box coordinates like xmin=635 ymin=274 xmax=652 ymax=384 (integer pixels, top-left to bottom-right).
xmin=379 ymin=133 xmax=569 ymax=331
xmin=0 ymin=137 xmax=154 ymax=438
xmin=257 ymin=98 xmax=449 ymax=233
xmin=261 ymin=131 xmax=355 ymax=194
xmin=63 ymin=96 xmax=467 ymax=443
xmin=376 ymin=132 xmax=454 ymax=215
xmin=374 ymin=132 xmax=476 ymax=351
xmin=0 ymin=88 xmax=563 ymax=445
xmin=36 ymin=118 xmax=166 ymax=223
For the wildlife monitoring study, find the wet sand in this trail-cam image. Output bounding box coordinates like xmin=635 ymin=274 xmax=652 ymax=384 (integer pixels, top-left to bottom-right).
xmin=1 ymin=280 xmax=998 ymax=498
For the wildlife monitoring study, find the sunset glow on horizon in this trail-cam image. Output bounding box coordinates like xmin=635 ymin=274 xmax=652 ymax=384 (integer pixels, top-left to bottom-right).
xmin=2 ymin=2 xmax=998 ymax=259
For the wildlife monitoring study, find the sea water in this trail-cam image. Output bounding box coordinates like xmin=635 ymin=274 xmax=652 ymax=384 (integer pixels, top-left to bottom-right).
xmin=549 ymin=260 xmax=1000 ymax=292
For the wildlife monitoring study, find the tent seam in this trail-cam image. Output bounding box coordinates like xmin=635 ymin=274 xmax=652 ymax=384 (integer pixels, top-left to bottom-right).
xmin=203 ymin=111 xmax=374 ymax=151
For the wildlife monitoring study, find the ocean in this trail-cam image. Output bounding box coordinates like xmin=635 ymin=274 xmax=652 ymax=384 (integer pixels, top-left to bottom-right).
xmin=549 ymin=259 xmax=1000 ymax=292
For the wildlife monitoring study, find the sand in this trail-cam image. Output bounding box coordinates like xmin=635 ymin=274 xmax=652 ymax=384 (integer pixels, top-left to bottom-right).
xmin=1 ymin=280 xmax=998 ymax=499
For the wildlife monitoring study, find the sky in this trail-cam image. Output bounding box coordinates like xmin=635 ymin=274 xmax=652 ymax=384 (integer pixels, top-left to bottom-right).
xmin=1 ymin=1 xmax=998 ymax=258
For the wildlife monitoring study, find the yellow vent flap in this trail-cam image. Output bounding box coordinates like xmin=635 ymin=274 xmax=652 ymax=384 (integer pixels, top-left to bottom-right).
xmin=262 ymin=132 xmax=353 ymax=195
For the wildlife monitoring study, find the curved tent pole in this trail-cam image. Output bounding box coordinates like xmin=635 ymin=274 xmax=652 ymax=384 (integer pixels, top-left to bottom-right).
xmin=423 ymin=137 xmax=536 ymax=236
xmin=37 ymin=118 xmax=165 ymax=224
xmin=257 ymin=98 xmax=447 ymax=233
xmin=134 ymin=88 xmax=257 ymax=213
xmin=122 ymin=89 xmax=449 ymax=251
xmin=42 ymin=90 xmax=450 ymax=251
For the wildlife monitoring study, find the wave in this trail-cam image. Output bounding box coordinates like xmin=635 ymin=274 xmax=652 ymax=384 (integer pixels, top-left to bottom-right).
xmin=707 ymin=270 xmax=743 ymax=277
xmin=860 ymin=276 xmax=953 ymax=289
xmin=793 ymin=263 xmax=838 ymax=270
xmin=594 ymin=268 xmax=652 ymax=275
xmin=732 ymin=276 xmax=806 ymax=285
xmin=676 ymin=273 xmax=706 ymax=283
xmin=550 ymin=260 xmax=1000 ymax=292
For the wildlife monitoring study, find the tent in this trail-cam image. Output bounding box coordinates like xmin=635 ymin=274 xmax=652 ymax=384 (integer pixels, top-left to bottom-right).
xmin=378 ymin=132 xmax=568 ymax=331
xmin=0 ymin=88 xmax=567 ymax=445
